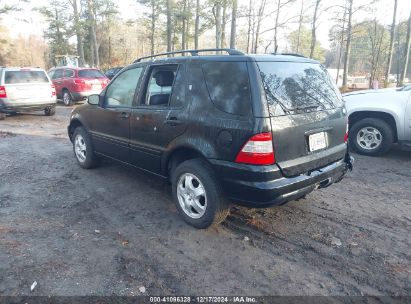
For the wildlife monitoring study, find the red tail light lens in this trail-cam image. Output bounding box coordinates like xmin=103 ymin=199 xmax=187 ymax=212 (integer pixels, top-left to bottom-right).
xmin=51 ymin=85 xmax=56 ymax=97
xmin=344 ymin=119 xmax=349 ymax=143
xmin=0 ymin=86 xmax=7 ymax=98
xmin=235 ymin=133 xmax=275 ymax=165
xmin=73 ymin=78 xmax=86 ymax=85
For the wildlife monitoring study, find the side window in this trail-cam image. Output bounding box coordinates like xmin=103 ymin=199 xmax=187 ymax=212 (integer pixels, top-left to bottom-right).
xmin=48 ymin=70 xmax=55 ymax=79
xmin=105 ymin=67 xmax=144 ymax=107
xmin=52 ymin=69 xmax=63 ymax=80
xmin=145 ymin=65 xmax=178 ymax=107
xmin=64 ymin=69 xmax=74 ymax=78
xmin=202 ymin=62 xmax=251 ymax=116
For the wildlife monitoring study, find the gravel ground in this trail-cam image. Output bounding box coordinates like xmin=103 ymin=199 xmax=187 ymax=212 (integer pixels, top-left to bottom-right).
xmin=0 ymin=106 xmax=410 ymax=296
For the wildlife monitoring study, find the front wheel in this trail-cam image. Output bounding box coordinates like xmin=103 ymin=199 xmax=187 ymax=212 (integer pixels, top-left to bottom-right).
xmin=172 ymin=159 xmax=230 ymax=229
xmin=349 ymin=118 xmax=394 ymax=156
xmin=72 ymin=127 xmax=100 ymax=169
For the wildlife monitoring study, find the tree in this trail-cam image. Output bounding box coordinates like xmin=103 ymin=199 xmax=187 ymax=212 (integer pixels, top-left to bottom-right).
xmin=87 ymin=0 xmax=99 ymax=66
xmin=400 ymin=10 xmax=411 ymax=86
xmin=194 ymin=0 xmax=200 ymax=49
xmin=309 ymin=0 xmax=321 ymax=58
xmin=68 ymin=0 xmax=85 ymax=66
xmin=166 ymin=0 xmax=172 ymax=52
xmin=384 ymin=0 xmax=398 ymax=87
xmin=296 ymin=0 xmax=305 ymax=53
xmin=288 ymin=26 xmax=326 ymax=61
xmin=253 ymin=0 xmax=266 ymax=53
xmin=230 ymin=0 xmax=237 ymax=49
xmin=342 ymin=0 xmax=353 ymax=89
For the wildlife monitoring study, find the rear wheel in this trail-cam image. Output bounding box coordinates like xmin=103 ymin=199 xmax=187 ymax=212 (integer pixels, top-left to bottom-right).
xmin=72 ymin=127 xmax=100 ymax=169
xmin=63 ymin=90 xmax=73 ymax=106
xmin=44 ymin=106 xmax=56 ymax=116
xmin=349 ymin=118 xmax=394 ymax=156
xmin=172 ymin=159 xmax=230 ymax=229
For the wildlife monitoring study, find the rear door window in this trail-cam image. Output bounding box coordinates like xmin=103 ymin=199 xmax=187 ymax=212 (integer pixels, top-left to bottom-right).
xmin=64 ymin=69 xmax=74 ymax=78
xmin=4 ymin=70 xmax=49 ymax=84
xmin=202 ymin=61 xmax=251 ymax=116
xmin=52 ymin=69 xmax=63 ymax=80
xmin=257 ymin=62 xmax=343 ymax=116
xmin=79 ymin=69 xmax=105 ymax=78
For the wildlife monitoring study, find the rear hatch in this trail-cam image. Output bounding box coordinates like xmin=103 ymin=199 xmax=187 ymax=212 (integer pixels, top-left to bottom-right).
xmin=3 ymin=69 xmax=53 ymax=104
xmin=78 ymin=69 xmax=109 ymax=92
xmin=257 ymin=61 xmax=347 ymax=177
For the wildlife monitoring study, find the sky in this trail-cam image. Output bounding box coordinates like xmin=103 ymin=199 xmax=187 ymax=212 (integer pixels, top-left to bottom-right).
xmin=2 ymin=0 xmax=411 ymax=51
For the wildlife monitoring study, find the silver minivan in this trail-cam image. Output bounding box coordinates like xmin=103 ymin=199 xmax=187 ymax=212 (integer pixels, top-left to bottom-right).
xmin=0 ymin=67 xmax=57 ymax=120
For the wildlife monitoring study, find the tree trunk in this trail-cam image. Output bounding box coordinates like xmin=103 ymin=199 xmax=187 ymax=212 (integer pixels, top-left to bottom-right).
xmin=342 ymin=0 xmax=353 ymax=89
xmin=215 ymin=2 xmax=222 ymax=48
xmin=167 ymin=0 xmax=172 ymax=52
xmin=296 ymin=0 xmax=304 ymax=53
xmin=400 ymin=10 xmax=411 ymax=86
xmin=254 ymin=0 xmax=266 ymax=53
xmin=384 ymin=0 xmax=398 ymax=87
xmin=87 ymin=0 xmax=99 ymax=67
xmin=72 ymin=0 xmax=85 ymax=66
xmin=150 ymin=0 xmax=155 ymax=55
xmin=247 ymin=0 xmax=252 ymax=53
xmin=273 ymin=0 xmax=281 ymax=53
xmin=336 ymin=0 xmax=347 ymax=85
xmin=195 ymin=0 xmax=200 ymax=49
xmin=182 ymin=0 xmax=186 ymax=50
xmin=309 ymin=0 xmax=320 ymax=59
xmin=230 ymin=0 xmax=237 ymax=49
xmin=221 ymin=1 xmax=227 ymax=48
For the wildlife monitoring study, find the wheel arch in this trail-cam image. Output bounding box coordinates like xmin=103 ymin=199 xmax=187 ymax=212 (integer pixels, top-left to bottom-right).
xmin=348 ymin=111 xmax=398 ymax=142
xmin=68 ymin=118 xmax=85 ymax=142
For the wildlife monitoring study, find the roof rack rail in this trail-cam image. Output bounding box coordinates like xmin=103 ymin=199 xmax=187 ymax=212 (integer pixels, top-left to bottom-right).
xmin=134 ymin=48 xmax=245 ymax=63
xmin=274 ymin=53 xmax=308 ymax=58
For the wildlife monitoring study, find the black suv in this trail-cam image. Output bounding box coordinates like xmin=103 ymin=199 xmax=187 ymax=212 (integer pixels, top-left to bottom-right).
xmin=68 ymin=49 xmax=353 ymax=229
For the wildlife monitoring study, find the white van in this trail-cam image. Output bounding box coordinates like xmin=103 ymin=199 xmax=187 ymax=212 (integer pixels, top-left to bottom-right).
xmin=0 ymin=67 xmax=57 ymax=120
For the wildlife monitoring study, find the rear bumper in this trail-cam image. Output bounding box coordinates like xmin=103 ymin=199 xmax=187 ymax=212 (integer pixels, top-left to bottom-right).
xmin=71 ymin=91 xmax=102 ymax=101
xmin=210 ymin=154 xmax=354 ymax=207
xmin=0 ymin=98 xmax=56 ymax=113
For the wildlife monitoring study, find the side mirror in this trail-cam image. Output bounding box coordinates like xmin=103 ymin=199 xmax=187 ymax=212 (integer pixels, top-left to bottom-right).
xmin=88 ymin=94 xmax=100 ymax=106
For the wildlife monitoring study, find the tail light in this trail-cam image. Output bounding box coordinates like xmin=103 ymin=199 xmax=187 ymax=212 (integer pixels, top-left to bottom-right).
xmin=73 ymin=78 xmax=86 ymax=85
xmin=51 ymin=85 xmax=56 ymax=97
xmin=0 ymin=86 xmax=7 ymax=98
xmin=235 ymin=133 xmax=275 ymax=165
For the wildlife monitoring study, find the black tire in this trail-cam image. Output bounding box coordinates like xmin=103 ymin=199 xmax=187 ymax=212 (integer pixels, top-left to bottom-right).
xmin=349 ymin=118 xmax=394 ymax=156
xmin=44 ymin=106 xmax=56 ymax=116
xmin=172 ymin=158 xmax=230 ymax=229
xmin=63 ymin=90 xmax=73 ymax=106
xmin=72 ymin=127 xmax=100 ymax=169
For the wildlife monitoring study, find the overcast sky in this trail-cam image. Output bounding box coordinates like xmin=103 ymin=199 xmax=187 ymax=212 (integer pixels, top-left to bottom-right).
xmin=3 ymin=0 xmax=411 ymax=51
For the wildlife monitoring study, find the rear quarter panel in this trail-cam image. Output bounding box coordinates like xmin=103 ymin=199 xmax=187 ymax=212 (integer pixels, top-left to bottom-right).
xmin=344 ymin=90 xmax=409 ymax=140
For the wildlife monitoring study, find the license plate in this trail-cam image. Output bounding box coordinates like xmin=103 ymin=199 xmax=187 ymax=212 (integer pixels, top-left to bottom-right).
xmin=309 ymin=132 xmax=327 ymax=152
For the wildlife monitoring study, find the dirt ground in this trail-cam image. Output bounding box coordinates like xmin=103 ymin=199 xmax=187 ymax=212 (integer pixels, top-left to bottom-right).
xmin=0 ymin=105 xmax=410 ymax=296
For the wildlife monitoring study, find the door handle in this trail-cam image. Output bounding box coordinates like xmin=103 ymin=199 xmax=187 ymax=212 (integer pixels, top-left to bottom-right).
xmin=164 ymin=117 xmax=182 ymax=126
xmin=119 ymin=112 xmax=130 ymax=119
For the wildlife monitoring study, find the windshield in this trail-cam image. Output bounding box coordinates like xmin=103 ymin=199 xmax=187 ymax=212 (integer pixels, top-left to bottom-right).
xmin=257 ymin=62 xmax=343 ymax=116
xmin=78 ymin=69 xmax=105 ymax=78
xmin=5 ymin=70 xmax=49 ymax=84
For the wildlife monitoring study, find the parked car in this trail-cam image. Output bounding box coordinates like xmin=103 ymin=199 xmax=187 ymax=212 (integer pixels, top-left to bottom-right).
xmin=48 ymin=67 xmax=109 ymax=106
xmin=0 ymin=67 xmax=56 ymax=120
xmin=344 ymin=86 xmax=411 ymax=156
xmin=68 ymin=49 xmax=353 ymax=229
xmin=105 ymin=67 xmax=124 ymax=80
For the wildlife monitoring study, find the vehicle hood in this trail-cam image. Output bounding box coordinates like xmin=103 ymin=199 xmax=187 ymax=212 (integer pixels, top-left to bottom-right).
xmin=343 ymin=88 xmax=397 ymax=97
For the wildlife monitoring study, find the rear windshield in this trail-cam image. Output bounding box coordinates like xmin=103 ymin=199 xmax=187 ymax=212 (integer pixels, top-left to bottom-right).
xmin=78 ymin=69 xmax=105 ymax=78
xmin=257 ymin=62 xmax=343 ymax=116
xmin=4 ymin=70 xmax=49 ymax=84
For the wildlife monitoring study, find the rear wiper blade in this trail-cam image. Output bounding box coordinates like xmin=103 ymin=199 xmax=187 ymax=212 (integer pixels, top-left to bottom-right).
xmin=287 ymin=104 xmax=321 ymax=111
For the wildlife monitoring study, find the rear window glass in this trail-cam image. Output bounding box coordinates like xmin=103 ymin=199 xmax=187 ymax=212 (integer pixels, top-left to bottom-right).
xmin=4 ymin=71 xmax=49 ymax=84
xmin=202 ymin=62 xmax=251 ymax=116
xmin=78 ymin=69 xmax=105 ymax=78
xmin=257 ymin=62 xmax=343 ymax=116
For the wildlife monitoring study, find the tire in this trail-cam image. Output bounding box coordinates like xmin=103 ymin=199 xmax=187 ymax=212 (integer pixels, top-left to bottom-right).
xmin=349 ymin=118 xmax=394 ymax=156
xmin=72 ymin=127 xmax=100 ymax=169
xmin=172 ymin=158 xmax=230 ymax=229
xmin=44 ymin=106 xmax=56 ymax=116
xmin=63 ymin=90 xmax=73 ymax=106
xmin=0 ymin=113 xmax=5 ymax=120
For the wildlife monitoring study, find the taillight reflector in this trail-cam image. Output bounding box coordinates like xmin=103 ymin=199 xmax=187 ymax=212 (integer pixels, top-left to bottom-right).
xmin=344 ymin=119 xmax=349 ymax=143
xmin=51 ymin=85 xmax=56 ymax=97
xmin=0 ymin=86 xmax=7 ymax=98
xmin=235 ymin=133 xmax=275 ymax=165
